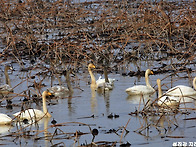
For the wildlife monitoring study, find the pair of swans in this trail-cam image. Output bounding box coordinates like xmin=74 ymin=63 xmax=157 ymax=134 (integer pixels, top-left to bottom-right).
xmin=125 ymin=68 xmax=196 ymax=97
xmin=0 ymin=91 xmax=52 ymax=125
xmin=156 ymin=79 xmax=179 ymax=107
xmin=157 ymin=77 xmax=196 ymax=107
xmin=88 ymin=63 xmax=115 ymax=90
xmin=124 ymin=67 xmax=196 ymax=107
xmin=0 ymin=65 xmax=14 ymax=94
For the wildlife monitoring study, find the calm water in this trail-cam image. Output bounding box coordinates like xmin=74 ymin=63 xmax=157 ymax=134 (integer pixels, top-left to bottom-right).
xmin=0 ymin=61 xmax=196 ymax=147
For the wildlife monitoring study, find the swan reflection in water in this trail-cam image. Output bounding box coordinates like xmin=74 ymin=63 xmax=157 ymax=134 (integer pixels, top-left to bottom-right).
xmin=90 ymin=87 xmax=97 ymax=113
xmin=126 ymin=93 xmax=155 ymax=105
xmin=88 ymin=63 xmax=114 ymax=114
xmin=15 ymin=117 xmax=51 ymax=146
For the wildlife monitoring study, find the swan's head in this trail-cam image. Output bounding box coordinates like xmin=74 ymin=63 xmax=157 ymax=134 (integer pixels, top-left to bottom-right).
xmin=42 ymin=91 xmax=52 ymax=97
xmin=146 ymin=69 xmax=153 ymax=75
xmin=5 ymin=65 xmax=13 ymax=71
xmin=88 ymin=63 xmax=95 ymax=69
xmin=157 ymin=79 xmax=161 ymax=85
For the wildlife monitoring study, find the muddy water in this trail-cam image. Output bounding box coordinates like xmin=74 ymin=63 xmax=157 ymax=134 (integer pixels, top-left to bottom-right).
xmin=0 ymin=61 xmax=195 ymax=147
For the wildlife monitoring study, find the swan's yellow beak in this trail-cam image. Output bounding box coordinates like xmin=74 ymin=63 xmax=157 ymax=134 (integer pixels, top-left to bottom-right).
xmin=88 ymin=63 xmax=96 ymax=69
xmin=9 ymin=66 xmax=13 ymax=70
xmin=47 ymin=92 xmax=52 ymax=96
xmin=151 ymin=71 xmax=154 ymax=74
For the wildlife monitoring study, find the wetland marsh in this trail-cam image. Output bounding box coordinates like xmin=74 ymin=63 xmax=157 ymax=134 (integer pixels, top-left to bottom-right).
xmin=0 ymin=0 xmax=195 ymax=146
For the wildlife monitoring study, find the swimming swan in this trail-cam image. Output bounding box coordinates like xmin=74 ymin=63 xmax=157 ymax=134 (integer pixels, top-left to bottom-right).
xmin=156 ymin=79 xmax=179 ymax=107
xmin=48 ymin=70 xmax=73 ymax=97
xmin=0 ymin=113 xmax=12 ymax=125
xmin=13 ymin=91 xmax=52 ymax=120
xmin=96 ymin=76 xmax=115 ymax=89
xmin=165 ymin=77 xmax=196 ymax=97
xmin=88 ymin=63 xmax=115 ymax=89
xmin=125 ymin=69 xmax=155 ymax=95
xmin=0 ymin=65 xmax=13 ymax=94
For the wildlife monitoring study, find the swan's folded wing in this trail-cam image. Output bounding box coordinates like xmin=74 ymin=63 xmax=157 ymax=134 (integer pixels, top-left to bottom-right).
xmin=126 ymin=85 xmax=155 ymax=95
xmin=165 ymin=85 xmax=196 ymax=96
xmin=0 ymin=84 xmax=13 ymax=92
xmin=13 ymin=109 xmax=45 ymax=119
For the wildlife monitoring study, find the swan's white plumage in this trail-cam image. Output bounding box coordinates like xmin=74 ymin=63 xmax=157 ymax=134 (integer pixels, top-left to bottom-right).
xmin=0 ymin=113 xmax=12 ymax=125
xmin=13 ymin=91 xmax=52 ymax=120
xmin=13 ymin=109 xmax=46 ymax=120
xmin=157 ymin=96 xmax=179 ymax=107
xmin=96 ymin=76 xmax=115 ymax=89
xmin=126 ymin=85 xmax=155 ymax=95
xmin=48 ymin=86 xmax=69 ymax=96
xmin=125 ymin=69 xmax=155 ymax=95
xmin=0 ymin=125 xmax=12 ymax=134
xmin=88 ymin=64 xmax=115 ymax=90
xmin=48 ymin=70 xmax=73 ymax=97
xmin=0 ymin=84 xmax=13 ymax=92
xmin=156 ymin=79 xmax=179 ymax=107
xmin=166 ymin=86 xmax=196 ymax=96
xmin=165 ymin=77 xmax=196 ymax=97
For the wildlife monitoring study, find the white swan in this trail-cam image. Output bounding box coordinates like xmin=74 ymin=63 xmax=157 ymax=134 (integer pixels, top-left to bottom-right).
xmin=13 ymin=91 xmax=52 ymax=120
xmin=48 ymin=70 xmax=73 ymax=97
xmin=0 ymin=65 xmax=13 ymax=94
xmin=0 ymin=113 xmax=12 ymax=125
xmin=48 ymin=86 xmax=69 ymax=96
xmin=88 ymin=63 xmax=115 ymax=89
xmin=125 ymin=69 xmax=155 ymax=95
xmin=157 ymin=79 xmax=179 ymax=107
xmin=165 ymin=77 xmax=196 ymax=97
xmin=0 ymin=125 xmax=12 ymax=134
xmin=96 ymin=76 xmax=115 ymax=89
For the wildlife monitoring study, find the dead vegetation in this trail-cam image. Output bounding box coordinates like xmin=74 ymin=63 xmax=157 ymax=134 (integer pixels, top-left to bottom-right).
xmin=0 ymin=0 xmax=195 ymax=146
xmin=0 ymin=0 xmax=195 ymax=72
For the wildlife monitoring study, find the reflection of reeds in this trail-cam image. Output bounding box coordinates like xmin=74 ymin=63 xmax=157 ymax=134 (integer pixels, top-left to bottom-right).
xmin=129 ymin=91 xmax=195 ymax=138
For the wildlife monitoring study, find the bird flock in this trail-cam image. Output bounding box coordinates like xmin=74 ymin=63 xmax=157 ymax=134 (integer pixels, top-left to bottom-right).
xmin=0 ymin=64 xmax=196 ymax=126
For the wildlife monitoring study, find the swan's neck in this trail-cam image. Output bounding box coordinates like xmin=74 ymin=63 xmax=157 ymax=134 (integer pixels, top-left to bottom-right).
xmin=193 ymin=77 xmax=196 ymax=90
xmin=104 ymin=67 xmax=109 ymax=83
xmin=42 ymin=93 xmax=51 ymax=117
xmin=4 ymin=69 xmax=11 ymax=87
xmin=65 ymin=70 xmax=73 ymax=96
xmin=145 ymin=72 xmax=152 ymax=88
xmin=88 ymin=67 xmax=97 ymax=87
xmin=157 ymin=80 xmax=163 ymax=97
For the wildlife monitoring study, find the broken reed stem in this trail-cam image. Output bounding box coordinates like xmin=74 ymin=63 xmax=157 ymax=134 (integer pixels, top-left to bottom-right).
xmin=120 ymin=118 xmax=131 ymax=143
xmin=73 ymin=130 xmax=78 ymax=147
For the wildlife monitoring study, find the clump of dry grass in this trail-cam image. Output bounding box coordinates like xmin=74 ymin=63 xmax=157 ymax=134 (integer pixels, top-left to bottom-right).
xmin=0 ymin=0 xmax=195 ymax=72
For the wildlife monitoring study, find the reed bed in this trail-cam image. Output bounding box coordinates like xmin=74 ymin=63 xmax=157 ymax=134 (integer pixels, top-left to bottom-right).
xmin=0 ymin=0 xmax=195 ymax=146
xmin=0 ymin=0 xmax=195 ymax=71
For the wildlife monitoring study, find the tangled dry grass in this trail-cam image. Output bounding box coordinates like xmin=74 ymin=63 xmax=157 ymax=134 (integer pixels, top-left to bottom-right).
xmin=0 ymin=0 xmax=195 ymax=72
xmin=0 ymin=0 xmax=195 ymax=146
